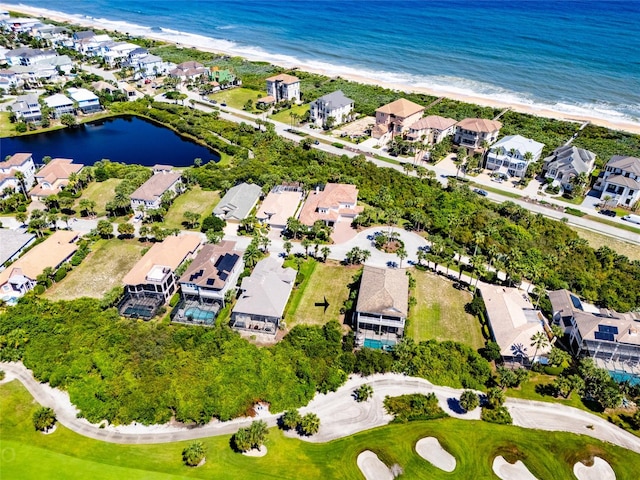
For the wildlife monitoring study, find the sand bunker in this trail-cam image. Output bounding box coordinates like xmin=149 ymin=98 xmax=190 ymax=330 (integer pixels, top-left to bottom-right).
xmin=492 ymin=456 xmax=538 ymax=480
xmin=242 ymin=445 xmax=267 ymax=457
xmin=357 ymin=450 xmax=394 ymax=480
xmin=573 ymin=457 xmax=616 ymax=480
xmin=415 ymin=437 xmax=456 ymax=472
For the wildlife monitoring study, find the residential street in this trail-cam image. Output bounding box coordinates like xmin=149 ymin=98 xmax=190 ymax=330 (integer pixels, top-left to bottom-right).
xmin=2 ymin=362 xmax=639 ymax=453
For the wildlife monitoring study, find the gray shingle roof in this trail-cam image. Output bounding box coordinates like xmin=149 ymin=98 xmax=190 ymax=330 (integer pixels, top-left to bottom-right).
xmin=0 ymin=230 xmax=36 ymax=267
xmin=314 ymin=90 xmax=354 ymax=110
xmin=543 ymin=145 xmax=596 ymax=175
xmin=233 ymin=257 xmax=296 ymax=318
xmin=213 ymin=183 xmax=262 ymax=221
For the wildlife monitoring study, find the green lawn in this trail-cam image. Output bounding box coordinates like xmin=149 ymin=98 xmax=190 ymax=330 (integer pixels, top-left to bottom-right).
xmin=285 ymin=259 xmax=355 ymax=327
xmin=75 ymin=179 xmax=123 ymax=217
xmin=208 ymin=87 xmax=263 ymax=110
xmin=270 ymin=104 xmax=310 ymax=124
xmin=0 ymin=111 xmax=14 ymax=137
xmin=572 ymin=226 xmax=640 ymax=261
xmin=409 ymin=269 xmax=484 ymax=350
xmin=2 ymin=380 xmax=639 ymax=479
xmin=163 ymin=186 xmax=220 ymax=230
xmin=45 ymin=239 xmax=146 ymax=300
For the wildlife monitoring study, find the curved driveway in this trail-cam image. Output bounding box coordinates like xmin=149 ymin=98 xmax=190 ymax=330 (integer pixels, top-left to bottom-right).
xmin=2 ymin=363 xmax=640 ymax=453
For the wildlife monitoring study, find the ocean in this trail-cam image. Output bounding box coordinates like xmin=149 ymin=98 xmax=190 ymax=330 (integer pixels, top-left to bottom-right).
xmin=5 ymin=0 xmax=640 ymax=124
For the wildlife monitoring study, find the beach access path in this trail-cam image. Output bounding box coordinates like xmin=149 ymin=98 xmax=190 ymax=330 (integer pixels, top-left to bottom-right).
xmin=2 ymin=362 xmax=640 ymax=453
xmin=153 ymin=89 xmax=640 ymax=246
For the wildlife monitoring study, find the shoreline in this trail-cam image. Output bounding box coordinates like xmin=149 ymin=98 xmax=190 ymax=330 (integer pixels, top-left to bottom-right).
xmin=3 ymin=3 xmax=640 ymax=135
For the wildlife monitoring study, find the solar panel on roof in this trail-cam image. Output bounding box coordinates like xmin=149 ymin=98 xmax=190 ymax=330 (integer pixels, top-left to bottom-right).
xmin=598 ymin=325 xmax=618 ymax=335
xmin=206 ymin=278 xmax=215 ymax=286
xmin=594 ymin=331 xmax=614 ymax=341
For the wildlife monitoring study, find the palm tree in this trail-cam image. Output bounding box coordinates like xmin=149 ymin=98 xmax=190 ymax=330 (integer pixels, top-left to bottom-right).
xmin=301 ymin=238 xmax=312 ymax=257
xmin=299 ymin=413 xmax=320 ymax=436
xmin=14 ymin=171 xmax=28 ymax=201
xmin=182 ymin=441 xmax=205 ymax=467
xmin=243 ymin=243 xmax=262 ymax=268
xmin=530 ymin=331 xmax=550 ymax=364
xmin=396 ymin=246 xmax=407 ymax=268
xmin=283 ymin=241 xmax=293 ymax=258
xmin=321 ymin=246 xmax=331 ymax=262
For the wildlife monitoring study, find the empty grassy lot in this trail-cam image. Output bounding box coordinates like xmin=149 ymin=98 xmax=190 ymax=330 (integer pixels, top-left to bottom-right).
xmin=571 ymin=226 xmax=640 ymax=261
xmin=409 ymin=269 xmax=484 ymax=350
xmin=0 ymin=111 xmax=14 ymax=137
xmin=1 ymin=380 xmax=639 ymax=480
xmin=45 ymin=239 xmax=146 ymax=301
xmin=163 ymin=186 xmax=220 ymax=230
xmin=74 ymin=179 xmax=122 ymax=217
xmin=208 ymin=87 xmax=263 ymax=110
xmin=270 ymin=104 xmax=310 ymax=124
xmin=285 ymin=259 xmax=356 ymax=327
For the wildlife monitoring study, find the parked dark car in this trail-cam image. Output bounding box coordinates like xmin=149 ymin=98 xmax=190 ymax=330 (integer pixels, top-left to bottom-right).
xmin=599 ymin=209 xmax=616 ymax=217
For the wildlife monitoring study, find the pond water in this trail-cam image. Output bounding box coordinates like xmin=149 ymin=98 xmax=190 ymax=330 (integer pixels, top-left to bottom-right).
xmin=1 ymin=116 xmax=219 ymax=167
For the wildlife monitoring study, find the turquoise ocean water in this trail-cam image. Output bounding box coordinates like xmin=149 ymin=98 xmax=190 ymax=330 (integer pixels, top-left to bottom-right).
xmin=5 ymin=0 xmax=640 ymax=123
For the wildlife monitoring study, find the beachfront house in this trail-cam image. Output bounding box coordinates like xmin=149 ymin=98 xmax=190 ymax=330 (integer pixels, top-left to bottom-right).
xmin=44 ymin=93 xmax=75 ymax=118
xmin=210 ymin=66 xmax=239 ymax=87
xmin=453 ymin=118 xmax=502 ymax=152
xmin=133 ymin=54 xmax=170 ymax=79
xmin=309 ymin=90 xmax=354 ymax=128
xmin=0 ymin=153 xmax=36 ymax=196
xmin=372 ymin=98 xmax=425 ymax=145
xmin=297 ymin=183 xmax=363 ymax=227
xmin=593 ymin=155 xmax=640 ymax=207
xmin=0 ymin=230 xmax=78 ymax=304
xmin=355 ymin=266 xmax=409 ymax=348
xmin=32 ymin=25 xmax=70 ymax=47
xmin=548 ymin=289 xmax=640 ymax=379
xmin=265 ymin=73 xmax=300 ymax=103
xmin=120 ymin=234 xmax=201 ymax=319
xmin=485 ymin=134 xmax=545 ymax=179
xmin=130 ymin=167 xmax=182 ymax=213
xmin=10 ymin=54 xmax=72 ymax=86
xmin=256 ymin=184 xmax=304 ymax=229
xmin=1 ymin=17 xmax=42 ymax=33
xmin=230 ymin=257 xmax=296 ymax=335
xmin=11 ymin=94 xmax=41 ymax=123
xmin=170 ymin=61 xmax=208 ymax=82
xmin=213 ymin=182 xmax=263 ymax=223
xmin=406 ymin=115 xmax=457 ymax=145
xmin=0 ymin=229 xmax=36 ymax=270
xmin=29 ymin=158 xmax=84 ymax=200
xmin=477 ymin=285 xmax=551 ymax=364
xmin=174 ymin=240 xmax=243 ymax=325
xmin=67 ymin=87 xmax=102 ymax=113
xmin=543 ymin=145 xmax=596 ymax=191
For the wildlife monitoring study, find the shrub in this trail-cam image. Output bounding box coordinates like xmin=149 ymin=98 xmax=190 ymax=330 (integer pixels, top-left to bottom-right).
xmin=354 ymin=384 xmax=373 ymax=402
xmin=481 ymin=406 xmax=512 ymax=425
xmin=182 ymin=441 xmax=205 ymax=466
xmin=32 ymin=407 xmax=56 ymax=432
xmin=281 ymin=410 xmax=301 ymax=430
xmin=331 ymin=142 xmax=344 ymax=149
xmin=383 ymin=393 xmax=448 ymax=423
xmin=0 ymin=369 xmax=4 ymax=381
xmin=459 ymin=390 xmax=479 ymax=412
xmin=232 ymin=420 xmax=268 ymax=452
xmin=298 ymin=413 xmax=320 ymax=436
xmin=54 ymin=266 xmax=68 ymax=282
xmin=169 ymin=293 xmax=180 ymax=307
xmin=33 ymin=284 xmax=46 ymax=295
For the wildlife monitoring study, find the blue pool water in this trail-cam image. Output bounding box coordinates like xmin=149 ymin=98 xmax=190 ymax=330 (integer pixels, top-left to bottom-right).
xmin=185 ymin=307 xmax=216 ymax=323
xmin=363 ymin=339 xmax=395 ymax=350
xmin=609 ymin=371 xmax=640 ymax=386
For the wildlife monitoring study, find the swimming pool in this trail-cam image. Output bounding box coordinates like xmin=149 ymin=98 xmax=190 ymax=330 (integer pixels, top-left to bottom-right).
xmin=185 ymin=307 xmax=216 ymax=323
xmin=609 ymin=371 xmax=640 ymax=386
xmin=363 ymin=338 xmax=396 ymax=350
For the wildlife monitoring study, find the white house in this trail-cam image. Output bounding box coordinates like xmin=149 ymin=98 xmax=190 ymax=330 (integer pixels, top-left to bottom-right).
xmin=131 ymin=54 xmax=170 ymax=79
xmin=44 ymin=93 xmax=75 ymax=118
xmin=11 ymin=94 xmax=41 ymax=123
xmin=265 ymin=73 xmax=300 ymax=103
xmin=130 ymin=167 xmax=183 ymax=212
xmin=0 ymin=70 xmax=20 ymax=91
xmin=1 ymin=17 xmax=42 ymax=33
xmin=6 ymin=47 xmax=57 ymax=66
xmin=67 ymin=88 xmax=101 ymax=113
xmin=543 ymin=145 xmax=596 ymax=191
xmin=102 ymin=42 xmax=139 ymax=67
xmin=454 ymin=118 xmax=502 ymax=151
xmin=0 ymin=153 xmax=37 ymax=196
xmin=406 ymin=115 xmax=457 ymax=145
xmin=309 ymin=90 xmax=354 ymax=127
xmin=594 ymin=155 xmax=640 ymax=207
xmin=485 ymin=134 xmax=545 ymax=178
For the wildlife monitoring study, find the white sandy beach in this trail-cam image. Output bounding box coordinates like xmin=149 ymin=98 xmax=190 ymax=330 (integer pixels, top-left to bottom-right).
xmin=3 ymin=3 xmax=639 ymax=135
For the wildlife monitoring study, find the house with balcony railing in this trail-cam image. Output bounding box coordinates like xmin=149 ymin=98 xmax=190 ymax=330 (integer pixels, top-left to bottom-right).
xmin=593 ymin=155 xmax=640 ymax=207
xmin=485 ymin=134 xmax=544 ymax=178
